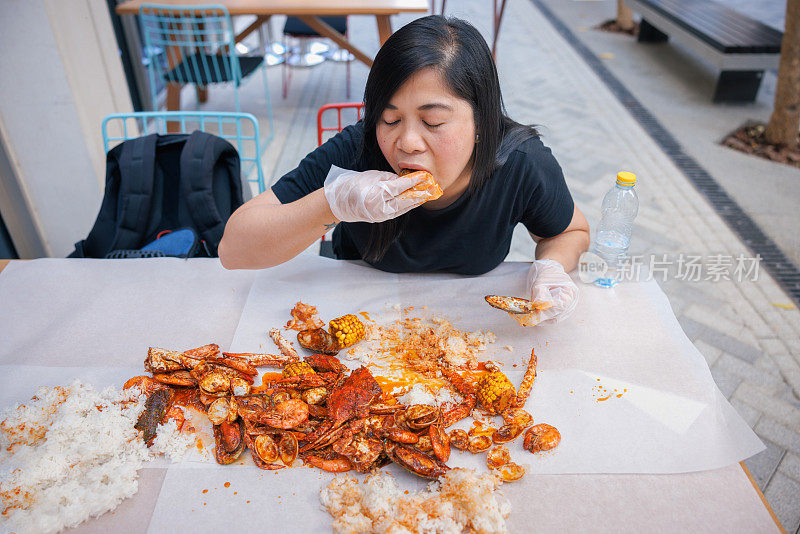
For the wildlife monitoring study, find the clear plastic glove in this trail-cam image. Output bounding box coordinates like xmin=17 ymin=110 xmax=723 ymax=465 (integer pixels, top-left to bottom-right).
xmin=323 ymin=165 xmax=427 ymax=223
xmin=513 ymin=259 xmax=579 ymax=327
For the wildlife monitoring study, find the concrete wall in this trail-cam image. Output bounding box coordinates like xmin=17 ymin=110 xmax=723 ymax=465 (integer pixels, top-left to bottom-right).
xmin=0 ymin=0 xmax=133 ymax=257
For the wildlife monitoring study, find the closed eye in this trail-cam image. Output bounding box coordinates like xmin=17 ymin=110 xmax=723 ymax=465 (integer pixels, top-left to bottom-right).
xmin=424 ymin=121 xmax=443 ymax=128
xmin=383 ymin=119 xmax=400 ymax=126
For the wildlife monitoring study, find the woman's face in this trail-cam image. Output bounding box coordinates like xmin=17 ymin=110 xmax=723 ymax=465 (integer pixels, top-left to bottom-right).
xmin=376 ymin=67 xmax=476 ymax=206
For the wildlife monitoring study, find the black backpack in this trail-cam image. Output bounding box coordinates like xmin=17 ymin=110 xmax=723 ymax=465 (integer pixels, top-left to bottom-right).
xmin=69 ymin=131 xmax=244 ymax=258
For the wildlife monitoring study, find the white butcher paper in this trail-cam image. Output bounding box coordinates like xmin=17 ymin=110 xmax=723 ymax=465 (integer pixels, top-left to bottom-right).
xmin=0 ymin=258 xmax=256 ymax=369
xmin=0 ymin=257 xmax=774 ymax=534
xmin=226 ymin=254 xmax=763 ymax=474
xmin=146 ymin=463 xmax=779 ymax=534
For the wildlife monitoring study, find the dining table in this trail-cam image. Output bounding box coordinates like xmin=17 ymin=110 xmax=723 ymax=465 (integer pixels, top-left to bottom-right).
xmin=115 ymin=0 xmax=430 ymax=111
xmin=0 ymin=256 xmax=785 ymax=532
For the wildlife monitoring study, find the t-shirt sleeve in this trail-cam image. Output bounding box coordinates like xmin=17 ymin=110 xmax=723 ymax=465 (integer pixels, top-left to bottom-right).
xmin=518 ymin=139 xmax=575 ymax=238
xmin=271 ymin=123 xmax=364 ymax=204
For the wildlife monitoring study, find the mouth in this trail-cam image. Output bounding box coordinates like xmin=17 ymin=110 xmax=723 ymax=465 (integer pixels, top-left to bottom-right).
xmin=398 ymin=164 xmax=431 ymax=175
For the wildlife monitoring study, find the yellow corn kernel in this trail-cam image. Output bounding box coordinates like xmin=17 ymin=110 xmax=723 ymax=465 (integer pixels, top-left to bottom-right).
xmin=476 ymin=371 xmax=516 ymax=415
xmin=282 ymin=361 xmax=315 ymax=378
xmin=329 ymin=314 xmax=365 ymax=349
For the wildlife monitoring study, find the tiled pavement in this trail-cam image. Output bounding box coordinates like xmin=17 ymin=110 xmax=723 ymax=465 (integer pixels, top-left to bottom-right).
xmin=191 ymin=1 xmax=800 ymax=529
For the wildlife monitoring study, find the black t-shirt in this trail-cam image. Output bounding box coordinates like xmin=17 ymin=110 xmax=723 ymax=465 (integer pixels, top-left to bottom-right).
xmin=271 ymin=123 xmax=574 ymax=275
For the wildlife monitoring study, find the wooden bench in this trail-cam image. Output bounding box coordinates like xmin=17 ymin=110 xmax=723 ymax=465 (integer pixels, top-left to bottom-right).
xmin=625 ymin=0 xmax=783 ymax=103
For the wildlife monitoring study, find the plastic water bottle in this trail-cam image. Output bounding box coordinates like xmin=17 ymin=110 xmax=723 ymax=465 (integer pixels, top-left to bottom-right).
xmin=590 ymin=171 xmax=638 ymax=287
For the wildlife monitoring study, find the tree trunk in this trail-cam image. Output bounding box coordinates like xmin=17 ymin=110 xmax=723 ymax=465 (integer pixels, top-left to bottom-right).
xmin=617 ymin=1 xmax=635 ymax=31
xmin=764 ymin=0 xmax=800 ymax=148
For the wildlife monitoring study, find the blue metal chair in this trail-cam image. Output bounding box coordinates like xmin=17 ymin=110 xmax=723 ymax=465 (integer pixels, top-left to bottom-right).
xmin=138 ymin=4 xmax=274 ymax=149
xmin=102 ymin=111 xmax=266 ymax=195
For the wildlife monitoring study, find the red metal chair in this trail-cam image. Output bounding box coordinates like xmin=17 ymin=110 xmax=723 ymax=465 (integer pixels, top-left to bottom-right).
xmin=316 ymin=102 xmax=365 ymax=253
xmin=316 ymin=102 xmax=365 ymax=146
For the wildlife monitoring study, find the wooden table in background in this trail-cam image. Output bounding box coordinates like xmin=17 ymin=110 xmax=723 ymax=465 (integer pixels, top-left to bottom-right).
xmin=116 ymin=0 xmax=429 ymax=111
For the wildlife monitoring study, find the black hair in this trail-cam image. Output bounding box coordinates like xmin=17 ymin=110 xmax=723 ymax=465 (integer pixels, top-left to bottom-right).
xmin=360 ymin=15 xmax=538 ymax=263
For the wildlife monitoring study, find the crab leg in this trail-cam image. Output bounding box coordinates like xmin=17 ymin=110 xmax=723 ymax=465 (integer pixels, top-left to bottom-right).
xmin=146 ymin=345 xmax=215 ymax=373
xmin=183 ymin=343 xmax=221 ymax=359
xmin=302 ymin=453 xmax=353 ymax=472
xmin=484 ymin=295 xmax=553 ymax=314
xmin=485 ymin=295 xmax=537 ymax=314
xmin=273 ymin=374 xmax=329 ymax=389
xmin=369 ymin=403 xmax=406 ymax=415
xmin=223 ymin=352 xmax=296 ymax=367
xmin=298 ymin=419 xmax=334 ymax=450
xmin=151 ymin=370 xmax=198 ymax=387
xmin=268 ymin=329 xmax=300 ymax=362
xmin=299 ymin=424 xmax=346 ymax=453
xmin=439 ymin=366 xmax=477 ymax=399
xmin=514 ymin=348 xmax=537 ymax=408
xmin=208 ymin=355 xmax=257 ymax=376
xmin=439 ymin=396 xmax=476 ymax=428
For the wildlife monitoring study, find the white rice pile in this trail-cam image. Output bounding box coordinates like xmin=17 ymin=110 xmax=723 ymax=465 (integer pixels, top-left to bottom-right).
xmin=397 ymin=384 xmax=459 ymax=408
xmin=320 ymin=468 xmax=511 ymax=534
xmin=0 ymin=379 xmax=193 ymax=534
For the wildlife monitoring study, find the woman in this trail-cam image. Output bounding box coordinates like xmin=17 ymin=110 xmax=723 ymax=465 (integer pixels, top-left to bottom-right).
xmin=219 ymin=16 xmax=589 ymax=326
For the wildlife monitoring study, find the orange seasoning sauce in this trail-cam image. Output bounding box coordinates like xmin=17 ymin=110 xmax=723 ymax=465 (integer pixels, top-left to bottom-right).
xmin=593 ymin=382 xmax=627 ymax=402
xmin=172 ymin=388 xmax=206 ymax=413
xmin=373 ymin=316 xmax=445 ymax=378
xmin=360 ymin=308 xmax=497 ymax=405
xmin=374 ymin=369 xmax=448 ymax=396
xmin=251 ymin=372 xmax=284 ymax=393
xmin=194 ymin=432 xmax=215 ymax=454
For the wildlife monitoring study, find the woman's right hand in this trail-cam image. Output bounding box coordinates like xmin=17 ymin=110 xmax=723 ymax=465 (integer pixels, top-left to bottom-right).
xmin=323 ymin=166 xmax=427 ymax=223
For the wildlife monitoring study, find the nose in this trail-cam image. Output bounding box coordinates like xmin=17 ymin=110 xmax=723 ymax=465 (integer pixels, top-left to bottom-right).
xmin=396 ymin=124 xmax=426 ymax=154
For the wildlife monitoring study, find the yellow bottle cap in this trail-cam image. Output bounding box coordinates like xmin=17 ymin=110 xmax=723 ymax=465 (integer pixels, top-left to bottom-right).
xmin=616 ymin=171 xmax=636 ymax=186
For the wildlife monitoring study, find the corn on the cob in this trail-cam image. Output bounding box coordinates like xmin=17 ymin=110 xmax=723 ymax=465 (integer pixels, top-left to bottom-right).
xmin=476 ymin=371 xmax=516 ymax=414
xmin=282 ymin=361 xmax=315 ymax=378
xmin=329 ymin=314 xmax=365 ymax=349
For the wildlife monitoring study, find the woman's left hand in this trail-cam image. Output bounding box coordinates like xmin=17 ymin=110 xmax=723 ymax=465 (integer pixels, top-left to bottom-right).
xmin=517 ymin=259 xmax=578 ymax=326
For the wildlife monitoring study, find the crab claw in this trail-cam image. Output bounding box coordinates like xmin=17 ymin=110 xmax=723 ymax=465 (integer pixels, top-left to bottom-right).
xmin=484 ymin=295 xmax=551 ymax=314
xmin=385 ymin=441 xmax=449 ymax=480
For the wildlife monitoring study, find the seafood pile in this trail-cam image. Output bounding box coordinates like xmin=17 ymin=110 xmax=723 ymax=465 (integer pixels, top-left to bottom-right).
xmin=123 ymin=303 xmax=561 ymax=482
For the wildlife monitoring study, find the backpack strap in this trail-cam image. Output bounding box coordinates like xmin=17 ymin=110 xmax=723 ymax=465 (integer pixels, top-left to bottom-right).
xmin=179 ymin=131 xmax=241 ymax=254
xmin=69 ymin=146 xmax=124 ymax=257
xmin=113 ymin=134 xmax=158 ymax=250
